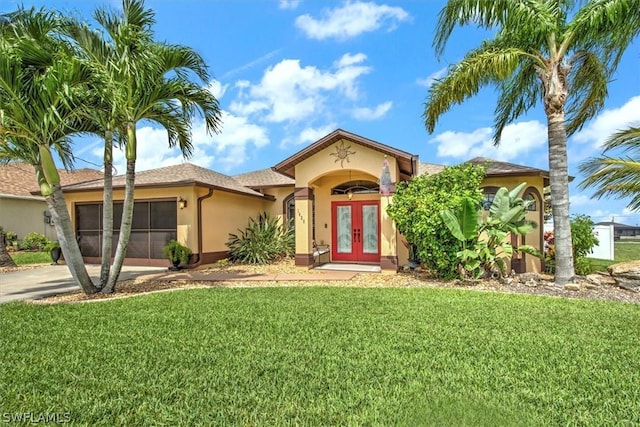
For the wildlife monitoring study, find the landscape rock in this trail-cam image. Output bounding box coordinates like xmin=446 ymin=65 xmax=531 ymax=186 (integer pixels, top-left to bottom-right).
xmin=608 ymin=260 xmax=640 ymax=292
xmin=524 ymin=279 xmax=537 ymax=288
xmin=585 ymin=274 xmax=602 ymax=286
xmin=520 ymin=272 xmax=542 ymax=283
xmin=564 ymin=283 xmax=581 ymax=291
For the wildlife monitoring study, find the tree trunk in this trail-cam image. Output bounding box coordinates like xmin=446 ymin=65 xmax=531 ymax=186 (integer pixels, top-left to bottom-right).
xmin=99 ymin=131 xmax=114 ymax=289
xmin=0 ymin=226 xmax=17 ymax=268
xmin=547 ymin=113 xmax=575 ymax=285
xmin=46 ymin=185 xmax=98 ymax=294
xmin=102 ymin=158 xmax=135 ymax=294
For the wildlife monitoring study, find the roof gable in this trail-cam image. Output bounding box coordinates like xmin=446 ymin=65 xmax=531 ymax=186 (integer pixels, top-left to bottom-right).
xmin=274 ymin=129 xmax=418 ymax=181
xmin=233 ymin=168 xmax=294 ymax=188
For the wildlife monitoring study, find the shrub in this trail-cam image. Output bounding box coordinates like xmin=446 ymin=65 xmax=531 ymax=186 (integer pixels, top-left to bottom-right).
xmin=227 ymin=212 xmax=294 ymax=264
xmin=162 ymin=240 xmax=192 ymax=265
xmin=387 ymin=164 xmax=485 ymax=279
xmin=544 ymin=215 xmax=599 ymax=275
xmin=21 ymin=232 xmax=48 ymax=251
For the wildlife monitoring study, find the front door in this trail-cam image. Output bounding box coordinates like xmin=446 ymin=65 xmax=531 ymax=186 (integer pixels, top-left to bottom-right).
xmin=331 ymin=201 xmax=380 ymax=262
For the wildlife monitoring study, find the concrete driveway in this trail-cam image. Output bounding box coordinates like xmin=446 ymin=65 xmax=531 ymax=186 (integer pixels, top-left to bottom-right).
xmin=0 ymin=265 xmax=166 ymax=304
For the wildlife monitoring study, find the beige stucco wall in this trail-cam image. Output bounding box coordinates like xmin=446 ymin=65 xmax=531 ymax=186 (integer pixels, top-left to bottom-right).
xmin=293 ymin=140 xmax=399 ymax=265
xmin=200 ymin=189 xmax=271 ymax=254
xmin=262 ymin=186 xmax=295 ymax=223
xmin=0 ymin=196 xmax=57 ymax=242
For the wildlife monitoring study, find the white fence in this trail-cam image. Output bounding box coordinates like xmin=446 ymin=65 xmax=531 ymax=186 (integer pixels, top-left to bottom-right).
xmin=543 ymin=223 xmax=615 ymax=260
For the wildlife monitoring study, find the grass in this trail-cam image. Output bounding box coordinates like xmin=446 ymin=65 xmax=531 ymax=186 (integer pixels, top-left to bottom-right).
xmin=589 ymin=241 xmax=640 ymax=271
xmin=8 ymin=250 xmax=51 ymax=265
xmin=1 ymin=288 xmax=639 ymax=426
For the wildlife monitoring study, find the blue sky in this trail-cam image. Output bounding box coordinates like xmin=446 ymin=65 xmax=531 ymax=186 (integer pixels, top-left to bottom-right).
xmin=8 ymin=0 xmax=640 ymax=225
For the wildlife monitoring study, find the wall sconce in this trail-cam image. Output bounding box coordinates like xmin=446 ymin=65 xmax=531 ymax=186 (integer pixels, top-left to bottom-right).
xmin=178 ymin=197 xmax=187 ymax=209
xmin=347 ymin=190 xmax=353 ymax=200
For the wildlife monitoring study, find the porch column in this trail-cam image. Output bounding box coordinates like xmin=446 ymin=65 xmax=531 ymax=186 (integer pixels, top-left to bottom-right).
xmin=294 ymin=187 xmax=314 ymax=267
xmin=380 ymin=196 xmax=398 ymax=271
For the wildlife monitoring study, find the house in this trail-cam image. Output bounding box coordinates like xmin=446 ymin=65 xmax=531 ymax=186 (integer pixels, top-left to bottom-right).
xmin=594 ymin=221 xmax=640 ymax=240
xmin=60 ymin=129 xmax=548 ymax=272
xmin=0 ymin=163 xmax=102 ymax=242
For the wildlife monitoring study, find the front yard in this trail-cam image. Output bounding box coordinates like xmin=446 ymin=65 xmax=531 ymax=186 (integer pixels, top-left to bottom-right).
xmin=1 ymin=287 xmax=639 ymax=425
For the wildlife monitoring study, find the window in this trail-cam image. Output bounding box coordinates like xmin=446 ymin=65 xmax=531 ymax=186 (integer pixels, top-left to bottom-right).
xmin=524 ymin=192 xmax=537 ymax=211
xmin=482 ymin=193 xmax=495 ymax=210
xmin=284 ymin=193 xmax=295 ymax=229
xmin=331 ymin=180 xmax=379 ymax=196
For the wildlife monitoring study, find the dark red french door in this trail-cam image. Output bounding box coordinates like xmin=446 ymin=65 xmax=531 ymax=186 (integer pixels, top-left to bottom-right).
xmin=331 ymin=201 xmax=380 ymax=262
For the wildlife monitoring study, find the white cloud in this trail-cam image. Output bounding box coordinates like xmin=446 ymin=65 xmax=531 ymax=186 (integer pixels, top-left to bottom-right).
xmin=295 ymin=1 xmax=410 ymax=41
xmin=570 ymin=194 xmax=595 ymax=207
xmin=207 ymin=80 xmax=228 ymax=100
xmin=279 ymin=0 xmax=301 ymax=9
xmin=351 ymin=101 xmax=392 ymax=120
xmin=429 ymin=120 xmax=547 ymax=161
xmin=280 ymin=123 xmax=337 ymax=148
xmin=417 ymin=67 xmax=447 ymax=88
xmin=230 ymin=55 xmax=372 ymax=123
xmin=573 ymin=96 xmax=640 ymax=148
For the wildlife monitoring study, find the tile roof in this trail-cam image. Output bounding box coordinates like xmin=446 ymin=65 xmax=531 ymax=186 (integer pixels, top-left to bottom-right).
xmin=466 ymin=157 xmax=550 ymax=177
xmin=234 ymin=168 xmax=294 ymax=188
xmin=62 ymin=163 xmax=267 ymax=198
xmin=0 ymin=162 xmax=102 ymax=198
xmin=418 ymin=162 xmax=445 ymax=176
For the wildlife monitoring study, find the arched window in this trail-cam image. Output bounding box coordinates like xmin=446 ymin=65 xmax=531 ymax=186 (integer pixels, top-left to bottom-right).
xmin=523 ymin=192 xmax=537 ymax=211
xmin=481 ymin=186 xmax=499 ymax=211
xmin=331 ymin=180 xmax=379 ymax=196
xmin=284 ymin=193 xmax=295 ymax=229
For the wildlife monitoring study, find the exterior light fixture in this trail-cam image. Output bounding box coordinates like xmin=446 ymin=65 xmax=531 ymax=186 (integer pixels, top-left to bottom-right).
xmin=178 ymin=197 xmax=187 ymax=209
xmin=347 ymin=190 xmax=353 ymax=200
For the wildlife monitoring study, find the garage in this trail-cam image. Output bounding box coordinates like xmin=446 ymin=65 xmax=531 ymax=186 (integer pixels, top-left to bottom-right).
xmin=75 ymin=200 xmax=177 ymax=261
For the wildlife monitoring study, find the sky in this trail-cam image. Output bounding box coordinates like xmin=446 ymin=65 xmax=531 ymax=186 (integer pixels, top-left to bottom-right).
xmin=7 ymin=0 xmax=640 ymax=226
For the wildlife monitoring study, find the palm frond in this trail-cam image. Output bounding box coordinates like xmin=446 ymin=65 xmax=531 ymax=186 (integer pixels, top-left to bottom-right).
xmin=564 ymin=50 xmax=608 ymax=135
xmin=424 ymin=42 xmax=526 ymax=133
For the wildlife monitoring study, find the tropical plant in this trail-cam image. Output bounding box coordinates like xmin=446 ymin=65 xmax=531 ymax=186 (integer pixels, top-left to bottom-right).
xmin=441 ymin=183 xmax=539 ymax=279
xmin=387 ymin=164 xmax=485 ymax=279
xmin=579 ymin=126 xmax=640 ymax=211
xmin=21 ymin=232 xmax=48 ymax=251
xmin=0 ymin=8 xmax=98 ymax=293
xmin=544 ymin=214 xmax=599 ymax=275
xmin=162 ymin=240 xmax=192 ymax=268
xmin=226 ymin=212 xmax=295 ymax=264
xmin=424 ymin=0 xmax=640 ymax=285
xmin=81 ymin=0 xmax=222 ymax=294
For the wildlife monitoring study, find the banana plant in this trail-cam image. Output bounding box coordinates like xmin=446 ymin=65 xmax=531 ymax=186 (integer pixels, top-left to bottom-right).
xmin=441 ymin=183 xmax=540 ymax=279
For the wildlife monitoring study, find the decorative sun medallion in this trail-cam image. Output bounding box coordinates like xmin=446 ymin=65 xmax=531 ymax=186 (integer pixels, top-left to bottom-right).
xmin=330 ymin=141 xmax=356 ymax=168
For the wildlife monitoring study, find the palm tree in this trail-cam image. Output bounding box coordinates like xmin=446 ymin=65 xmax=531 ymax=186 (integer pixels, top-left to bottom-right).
xmin=84 ymin=0 xmax=222 ymax=293
xmin=424 ymin=0 xmax=640 ymax=285
xmin=579 ymin=126 xmax=640 ymax=211
xmin=0 ymin=8 xmax=99 ymax=293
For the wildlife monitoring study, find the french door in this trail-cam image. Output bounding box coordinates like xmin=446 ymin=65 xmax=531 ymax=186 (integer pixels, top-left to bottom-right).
xmin=331 ymin=201 xmax=380 ymax=262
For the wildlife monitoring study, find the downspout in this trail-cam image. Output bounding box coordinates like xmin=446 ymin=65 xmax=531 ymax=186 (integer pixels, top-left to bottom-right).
xmin=186 ymin=187 xmax=214 ymax=268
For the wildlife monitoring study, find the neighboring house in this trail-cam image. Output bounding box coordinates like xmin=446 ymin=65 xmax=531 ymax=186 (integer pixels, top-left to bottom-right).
xmin=61 ymin=129 xmax=548 ymax=272
xmin=0 ymin=163 xmax=102 ymax=242
xmin=595 ymin=221 xmax=640 ymax=240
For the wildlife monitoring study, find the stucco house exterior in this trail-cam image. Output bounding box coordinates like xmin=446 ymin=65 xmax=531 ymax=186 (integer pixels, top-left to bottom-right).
xmin=61 ymin=129 xmax=548 ymax=272
xmin=0 ymin=163 xmax=102 ymax=243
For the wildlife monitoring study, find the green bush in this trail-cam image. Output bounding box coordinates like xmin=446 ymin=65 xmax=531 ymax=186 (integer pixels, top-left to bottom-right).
xmin=571 ymin=214 xmax=599 ymax=259
xmin=21 ymin=232 xmax=48 ymax=251
xmin=574 ymin=257 xmax=594 ymax=276
xmin=387 ymin=164 xmax=485 ymax=279
xmin=226 ymin=212 xmax=294 ymax=264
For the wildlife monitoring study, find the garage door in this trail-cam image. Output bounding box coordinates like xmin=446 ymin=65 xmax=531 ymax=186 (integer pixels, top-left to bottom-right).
xmin=76 ymin=200 xmax=177 ymax=259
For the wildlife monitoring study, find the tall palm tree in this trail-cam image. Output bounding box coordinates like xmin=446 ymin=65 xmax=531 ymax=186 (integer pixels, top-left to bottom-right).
xmin=86 ymin=0 xmax=222 ymax=293
xmin=579 ymin=126 xmax=640 ymax=211
xmin=424 ymin=0 xmax=640 ymax=285
xmin=0 ymin=8 xmax=99 ymax=293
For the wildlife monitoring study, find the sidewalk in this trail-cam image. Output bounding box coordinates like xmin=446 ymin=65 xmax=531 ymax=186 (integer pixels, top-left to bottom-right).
xmin=136 ymin=270 xmax=357 ymax=282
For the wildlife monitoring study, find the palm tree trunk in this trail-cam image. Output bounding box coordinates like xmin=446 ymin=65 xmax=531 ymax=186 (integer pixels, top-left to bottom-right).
xmin=103 ymin=158 xmax=135 ymax=294
xmin=0 ymin=226 xmax=17 ymax=268
xmin=46 ymin=185 xmax=99 ymax=294
xmin=547 ymin=112 xmax=575 ymax=285
xmin=99 ymin=131 xmax=114 ymax=289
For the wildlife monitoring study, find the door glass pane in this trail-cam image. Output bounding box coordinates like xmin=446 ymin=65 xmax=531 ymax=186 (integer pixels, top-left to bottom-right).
xmin=76 ymin=204 xmax=100 ymax=230
xmin=362 ymin=205 xmax=378 ymax=254
xmin=78 ymin=231 xmax=100 ymax=257
xmin=113 ymin=203 xmax=123 ymax=230
xmin=150 ymin=231 xmax=176 ymax=259
xmin=127 ymin=231 xmax=149 ymax=258
xmin=337 ymin=206 xmax=352 ymax=253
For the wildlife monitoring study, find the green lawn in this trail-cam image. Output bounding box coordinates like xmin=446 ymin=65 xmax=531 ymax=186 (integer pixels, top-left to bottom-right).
xmin=7 ymin=250 xmax=51 ymax=265
xmin=1 ymin=288 xmax=639 ymax=426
